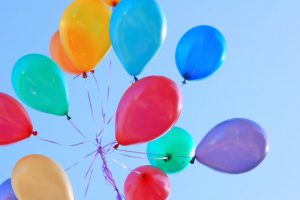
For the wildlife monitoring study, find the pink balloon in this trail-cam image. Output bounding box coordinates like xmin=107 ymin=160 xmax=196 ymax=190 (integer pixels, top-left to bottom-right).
xmin=115 ymin=76 xmax=182 ymax=146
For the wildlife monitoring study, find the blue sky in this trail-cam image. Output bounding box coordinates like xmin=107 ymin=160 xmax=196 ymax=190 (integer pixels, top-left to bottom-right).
xmin=1 ymin=0 xmax=300 ymax=199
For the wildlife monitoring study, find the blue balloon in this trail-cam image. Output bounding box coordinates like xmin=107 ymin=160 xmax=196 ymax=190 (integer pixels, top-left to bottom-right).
xmin=175 ymin=25 xmax=226 ymax=82
xmin=0 ymin=179 xmax=17 ymax=200
xmin=110 ymin=0 xmax=167 ymax=77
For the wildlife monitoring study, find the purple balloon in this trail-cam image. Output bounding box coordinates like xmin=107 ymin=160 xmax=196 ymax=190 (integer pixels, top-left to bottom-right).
xmin=196 ymin=118 xmax=269 ymax=174
xmin=0 ymin=179 xmax=17 ymax=200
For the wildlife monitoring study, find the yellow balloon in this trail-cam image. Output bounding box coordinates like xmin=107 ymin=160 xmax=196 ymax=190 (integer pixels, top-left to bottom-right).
xmin=12 ymin=155 xmax=74 ymax=200
xmin=60 ymin=0 xmax=112 ymax=72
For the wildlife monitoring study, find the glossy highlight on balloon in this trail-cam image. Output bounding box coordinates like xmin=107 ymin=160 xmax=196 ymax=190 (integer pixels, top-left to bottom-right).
xmin=124 ymin=165 xmax=170 ymax=200
xmin=0 ymin=179 xmax=17 ymax=200
xmin=195 ymin=118 xmax=269 ymax=174
xmin=11 ymin=54 xmax=69 ymax=116
xmin=60 ymin=0 xmax=111 ymax=72
xmin=110 ymin=0 xmax=167 ymax=76
xmin=0 ymin=93 xmax=35 ymax=145
xmin=175 ymin=25 xmax=226 ymax=81
xmin=50 ymin=31 xmax=82 ymax=75
xmin=147 ymin=127 xmax=195 ymax=173
xmin=12 ymin=154 xmax=74 ymax=200
xmin=115 ymin=76 xmax=182 ymax=146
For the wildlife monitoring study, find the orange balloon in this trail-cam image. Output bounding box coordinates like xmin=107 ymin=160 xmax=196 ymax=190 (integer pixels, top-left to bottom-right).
xmin=104 ymin=0 xmax=120 ymax=7
xmin=60 ymin=0 xmax=111 ymax=72
xmin=50 ymin=31 xmax=82 ymax=75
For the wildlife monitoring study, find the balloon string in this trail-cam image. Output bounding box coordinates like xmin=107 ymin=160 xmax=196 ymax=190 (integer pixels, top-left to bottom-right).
xmin=84 ymin=153 xmax=98 ymax=200
xmin=65 ymin=150 xmax=97 ymax=172
xmin=67 ymin=119 xmax=91 ymax=142
xmin=111 ymin=159 xmax=142 ymax=175
xmin=86 ymin=88 xmax=95 ymax=121
xmin=91 ymin=73 xmax=101 ymax=92
xmin=118 ymin=153 xmax=168 ymax=160
xmin=98 ymin=145 xmax=123 ymax=199
xmin=39 ymin=138 xmax=88 ymax=147
xmin=116 ymin=149 xmax=194 ymax=159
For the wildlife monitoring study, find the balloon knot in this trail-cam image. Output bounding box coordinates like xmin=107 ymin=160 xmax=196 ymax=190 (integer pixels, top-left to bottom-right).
xmin=66 ymin=114 xmax=72 ymax=120
xmin=112 ymin=1 xmax=118 ymax=7
xmin=32 ymin=131 xmax=38 ymax=136
xmin=113 ymin=143 xmax=120 ymax=150
xmin=182 ymin=79 xmax=187 ymax=85
xmin=82 ymin=72 xmax=88 ymax=79
xmin=90 ymin=70 xmax=95 ymax=74
xmin=134 ymin=76 xmax=139 ymax=82
xmin=164 ymin=154 xmax=172 ymax=162
xmin=190 ymin=156 xmax=196 ymax=164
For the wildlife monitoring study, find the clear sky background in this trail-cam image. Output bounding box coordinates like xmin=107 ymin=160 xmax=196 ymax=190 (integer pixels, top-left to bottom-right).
xmin=1 ymin=0 xmax=300 ymax=199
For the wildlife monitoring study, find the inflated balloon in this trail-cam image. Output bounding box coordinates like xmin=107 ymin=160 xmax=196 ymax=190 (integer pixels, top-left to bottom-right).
xmin=147 ymin=127 xmax=195 ymax=173
xmin=195 ymin=118 xmax=269 ymax=174
xmin=0 ymin=179 xmax=17 ymax=200
xmin=124 ymin=166 xmax=170 ymax=200
xmin=50 ymin=31 xmax=82 ymax=75
xmin=60 ymin=0 xmax=111 ymax=72
xmin=104 ymin=0 xmax=120 ymax=7
xmin=12 ymin=155 xmax=74 ymax=200
xmin=11 ymin=54 xmax=69 ymax=116
xmin=0 ymin=93 xmax=36 ymax=145
xmin=175 ymin=25 xmax=226 ymax=82
xmin=110 ymin=0 xmax=167 ymax=77
xmin=116 ymin=76 xmax=182 ymax=146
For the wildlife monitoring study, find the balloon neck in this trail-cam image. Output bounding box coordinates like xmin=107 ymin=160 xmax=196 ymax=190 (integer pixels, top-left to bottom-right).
xmin=112 ymin=1 xmax=118 ymax=7
xmin=182 ymin=79 xmax=187 ymax=85
xmin=190 ymin=156 xmax=196 ymax=164
xmin=163 ymin=154 xmax=172 ymax=162
xmin=90 ymin=70 xmax=95 ymax=74
xmin=32 ymin=131 xmax=38 ymax=136
xmin=113 ymin=143 xmax=120 ymax=149
xmin=133 ymin=76 xmax=139 ymax=82
xmin=66 ymin=114 xmax=72 ymax=120
xmin=82 ymin=72 xmax=88 ymax=79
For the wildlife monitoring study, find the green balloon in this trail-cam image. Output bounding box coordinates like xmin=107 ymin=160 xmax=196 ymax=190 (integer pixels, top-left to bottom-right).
xmin=11 ymin=54 xmax=69 ymax=116
xmin=147 ymin=127 xmax=195 ymax=174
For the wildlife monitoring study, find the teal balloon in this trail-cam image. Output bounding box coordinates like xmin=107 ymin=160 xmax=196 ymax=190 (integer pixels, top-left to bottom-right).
xmin=147 ymin=127 xmax=195 ymax=174
xmin=110 ymin=0 xmax=167 ymax=77
xmin=12 ymin=54 xmax=69 ymax=116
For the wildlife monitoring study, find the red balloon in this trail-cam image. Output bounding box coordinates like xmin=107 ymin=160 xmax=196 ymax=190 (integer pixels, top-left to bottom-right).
xmin=0 ymin=93 xmax=35 ymax=145
xmin=116 ymin=76 xmax=182 ymax=146
xmin=124 ymin=165 xmax=170 ymax=200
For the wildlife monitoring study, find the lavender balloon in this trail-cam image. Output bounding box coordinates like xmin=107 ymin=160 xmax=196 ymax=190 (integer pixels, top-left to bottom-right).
xmin=0 ymin=179 xmax=17 ymax=200
xmin=196 ymin=118 xmax=269 ymax=174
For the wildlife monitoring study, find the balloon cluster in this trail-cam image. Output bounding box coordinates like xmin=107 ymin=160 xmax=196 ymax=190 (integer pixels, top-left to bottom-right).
xmin=0 ymin=0 xmax=269 ymax=199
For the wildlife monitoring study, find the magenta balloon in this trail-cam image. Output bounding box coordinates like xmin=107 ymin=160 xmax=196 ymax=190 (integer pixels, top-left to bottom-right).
xmin=196 ymin=118 xmax=269 ymax=174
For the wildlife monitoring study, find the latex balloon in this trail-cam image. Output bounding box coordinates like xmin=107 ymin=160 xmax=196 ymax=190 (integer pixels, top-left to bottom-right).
xmin=196 ymin=118 xmax=269 ymax=174
xmin=50 ymin=31 xmax=82 ymax=75
xmin=110 ymin=0 xmax=167 ymax=76
xmin=175 ymin=25 xmax=226 ymax=82
xmin=116 ymin=76 xmax=182 ymax=146
xmin=11 ymin=54 xmax=69 ymax=116
xmin=0 ymin=93 xmax=36 ymax=145
xmin=12 ymin=154 xmax=74 ymax=200
xmin=60 ymin=0 xmax=111 ymax=72
xmin=0 ymin=179 xmax=17 ymax=200
xmin=124 ymin=166 xmax=170 ymax=200
xmin=104 ymin=0 xmax=120 ymax=7
xmin=147 ymin=127 xmax=195 ymax=173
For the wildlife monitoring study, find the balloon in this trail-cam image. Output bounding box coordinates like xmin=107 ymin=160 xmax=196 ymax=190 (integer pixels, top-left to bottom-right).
xmin=195 ymin=118 xmax=269 ymax=174
xmin=60 ymin=0 xmax=111 ymax=72
xmin=12 ymin=154 xmax=74 ymax=200
xmin=0 ymin=179 xmax=17 ymax=200
xmin=147 ymin=127 xmax=195 ymax=173
xmin=0 ymin=93 xmax=36 ymax=145
xmin=116 ymin=76 xmax=182 ymax=146
xmin=175 ymin=25 xmax=226 ymax=82
xmin=110 ymin=0 xmax=167 ymax=77
xmin=50 ymin=31 xmax=83 ymax=75
xmin=103 ymin=0 xmax=120 ymax=7
xmin=124 ymin=166 xmax=170 ymax=200
xmin=11 ymin=54 xmax=69 ymax=116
